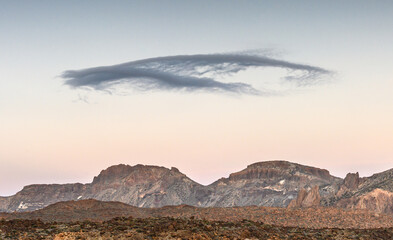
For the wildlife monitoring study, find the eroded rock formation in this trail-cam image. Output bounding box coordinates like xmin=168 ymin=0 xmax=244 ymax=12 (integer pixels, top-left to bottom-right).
xmin=1 ymin=160 xmax=393 ymax=215
xmin=288 ymin=185 xmax=321 ymax=208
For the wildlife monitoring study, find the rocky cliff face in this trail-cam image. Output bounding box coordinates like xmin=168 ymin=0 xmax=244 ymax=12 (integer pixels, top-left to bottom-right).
xmin=88 ymin=164 xmax=206 ymax=208
xmin=343 ymin=172 xmax=363 ymax=190
xmin=2 ymin=184 xmax=88 ymax=212
xmin=203 ymin=161 xmax=341 ymax=207
xmin=1 ymin=161 xmax=392 ymax=215
xmin=0 ymin=197 xmax=10 ymax=212
xmin=0 ymin=164 xmax=206 ymax=212
xmin=336 ymin=189 xmax=393 ymax=214
xmin=322 ymin=169 xmax=393 ymax=214
xmin=288 ymin=185 xmax=321 ymax=208
xmin=334 ymin=172 xmax=366 ymax=198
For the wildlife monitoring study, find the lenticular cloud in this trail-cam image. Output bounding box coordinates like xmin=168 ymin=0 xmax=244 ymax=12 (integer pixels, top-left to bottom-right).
xmin=62 ymin=52 xmax=332 ymax=95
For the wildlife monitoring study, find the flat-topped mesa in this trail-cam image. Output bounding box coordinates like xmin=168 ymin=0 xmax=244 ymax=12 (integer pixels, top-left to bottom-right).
xmin=203 ymin=161 xmax=342 ymax=208
xmin=228 ymin=160 xmax=334 ymax=181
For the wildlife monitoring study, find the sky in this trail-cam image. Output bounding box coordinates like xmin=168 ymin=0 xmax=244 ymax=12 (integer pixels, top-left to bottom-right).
xmin=1 ymin=0 xmax=393 ymax=196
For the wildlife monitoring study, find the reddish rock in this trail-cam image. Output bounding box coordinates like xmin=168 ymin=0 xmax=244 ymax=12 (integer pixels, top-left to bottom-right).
xmin=337 ymin=188 xmax=393 ymax=214
xmin=343 ymin=172 xmax=361 ymax=190
xmin=288 ymin=186 xmax=321 ymax=208
xmin=2 ymin=160 xmax=393 ymax=216
xmin=4 ymin=199 xmax=393 ymax=230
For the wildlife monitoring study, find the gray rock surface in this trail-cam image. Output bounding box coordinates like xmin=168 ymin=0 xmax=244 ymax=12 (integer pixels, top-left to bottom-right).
xmin=1 ymin=160 xmax=392 ymax=214
xmin=202 ymin=161 xmax=341 ymax=207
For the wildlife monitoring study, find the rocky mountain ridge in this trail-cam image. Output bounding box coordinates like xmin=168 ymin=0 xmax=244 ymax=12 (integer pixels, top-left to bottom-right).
xmin=1 ymin=160 xmax=392 ymax=215
xmin=201 ymin=161 xmax=341 ymax=207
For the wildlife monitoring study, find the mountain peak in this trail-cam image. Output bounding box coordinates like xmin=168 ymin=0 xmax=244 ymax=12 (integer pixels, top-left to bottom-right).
xmin=91 ymin=164 xmax=185 ymax=185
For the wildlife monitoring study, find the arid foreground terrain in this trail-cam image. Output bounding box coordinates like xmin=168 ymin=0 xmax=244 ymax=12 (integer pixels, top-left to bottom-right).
xmin=1 ymin=199 xmax=393 ymax=239
xmin=1 ymin=217 xmax=393 ymax=240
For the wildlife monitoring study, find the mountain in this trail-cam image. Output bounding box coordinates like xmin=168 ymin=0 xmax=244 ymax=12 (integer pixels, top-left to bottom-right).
xmin=287 ymin=168 xmax=393 ymax=214
xmin=327 ymin=169 xmax=393 ymax=214
xmin=201 ymin=161 xmax=341 ymax=207
xmin=1 ymin=160 xmax=392 ymax=214
xmin=0 ymin=183 xmax=87 ymax=213
xmin=88 ymin=164 xmax=207 ymax=207
xmin=0 ymin=164 xmax=205 ymax=212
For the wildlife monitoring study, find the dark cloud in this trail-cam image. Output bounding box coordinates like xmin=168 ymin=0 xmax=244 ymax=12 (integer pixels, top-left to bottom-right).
xmin=62 ymin=52 xmax=332 ymax=95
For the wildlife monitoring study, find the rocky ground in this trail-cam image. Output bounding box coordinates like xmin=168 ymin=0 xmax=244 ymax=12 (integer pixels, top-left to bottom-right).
xmin=3 ymin=199 xmax=393 ymax=229
xmin=1 ymin=217 xmax=393 ymax=240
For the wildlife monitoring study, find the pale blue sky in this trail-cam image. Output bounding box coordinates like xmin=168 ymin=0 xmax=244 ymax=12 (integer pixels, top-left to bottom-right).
xmin=1 ymin=1 xmax=393 ymax=196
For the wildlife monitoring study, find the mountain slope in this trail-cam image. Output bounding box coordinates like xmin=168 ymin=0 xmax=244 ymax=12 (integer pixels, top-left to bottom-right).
xmin=203 ymin=161 xmax=341 ymax=207
xmin=326 ymin=169 xmax=393 ymax=213
xmin=0 ymin=197 xmax=10 ymax=212
xmin=1 ymin=160 xmax=392 ymax=214
xmin=88 ymin=164 xmax=206 ymax=207
xmin=2 ymin=183 xmax=87 ymax=212
xmin=0 ymin=164 xmax=206 ymax=212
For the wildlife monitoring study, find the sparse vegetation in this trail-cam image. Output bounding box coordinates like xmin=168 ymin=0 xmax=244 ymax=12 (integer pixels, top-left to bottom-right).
xmin=1 ymin=217 xmax=393 ymax=240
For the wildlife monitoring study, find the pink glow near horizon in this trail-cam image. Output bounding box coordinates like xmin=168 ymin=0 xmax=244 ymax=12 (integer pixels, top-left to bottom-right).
xmin=1 ymin=1 xmax=393 ymax=196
